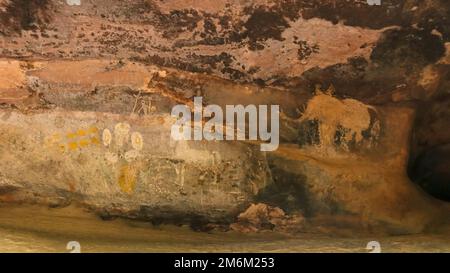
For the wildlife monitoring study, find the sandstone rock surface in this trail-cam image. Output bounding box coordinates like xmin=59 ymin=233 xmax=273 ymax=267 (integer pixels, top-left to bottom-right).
xmin=0 ymin=0 xmax=449 ymax=234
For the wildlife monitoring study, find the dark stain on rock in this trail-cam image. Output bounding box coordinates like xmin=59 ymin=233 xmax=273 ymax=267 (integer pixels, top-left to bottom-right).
xmin=409 ymin=143 xmax=450 ymax=202
xmin=294 ymin=39 xmax=320 ymax=61
xmin=261 ymin=157 xmax=345 ymax=217
xmin=416 ymin=5 xmax=450 ymax=41
xmin=257 ymin=164 xmax=312 ymax=216
xmin=298 ymin=119 xmax=321 ymax=147
xmin=159 ymin=9 xmax=203 ymax=39
xmin=0 ymin=185 xmax=20 ymax=195
xmin=188 ymin=52 xmax=235 ymax=70
xmin=134 ymin=205 xmax=233 ymax=228
xmin=371 ymin=27 xmax=446 ymax=71
xmin=298 ymin=0 xmax=449 ymax=41
xmin=334 ymin=125 xmax=354 ymax=148
xmin=134 ymin=52 xmax=249 ymax=81
xmin=131 ymin=55 xmax=211 ymax=74
xmin=409 ymin=94 xmax=450 ymax=202
xmin=286 ymin=26 xmax=446 ymax=103
xmin=243 ymin=8 xmax=290 ymax=50
xmin=0 ymin=0 xmax=53 ymax=35
xmin=361 ymin=108 xmax=380 ymax=142
xmin=301 ymin=0 xmax=407 ymax=29
xmin=202 ymin=17 xmax=217 ymax=35
xmin=120 ymin=1 xmax=203 ymax=40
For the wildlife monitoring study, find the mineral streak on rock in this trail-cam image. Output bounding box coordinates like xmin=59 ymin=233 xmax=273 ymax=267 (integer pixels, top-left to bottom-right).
xmin=0 ymin=0 xmax=448 ymax=234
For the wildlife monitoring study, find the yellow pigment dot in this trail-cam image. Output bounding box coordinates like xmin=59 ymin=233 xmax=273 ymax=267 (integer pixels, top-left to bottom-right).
xmin=68 ymin=142 xmax=78 ymax=150
xmin=59 ymin=144 xmax=66 ymax=153
xmin=77 ymin=129 xmax=87 ymax=137
xmin=67 ymin=132 xmax=77 ymax=139
xmin=90 ymin=137 xmax=100 ymax=145
xmin=79 ymin=139 xmax=90 ymax=147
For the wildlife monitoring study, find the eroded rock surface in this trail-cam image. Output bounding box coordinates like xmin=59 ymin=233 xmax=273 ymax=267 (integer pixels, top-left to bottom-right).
xmin=230 ymin=203 xmax=305 ymax=233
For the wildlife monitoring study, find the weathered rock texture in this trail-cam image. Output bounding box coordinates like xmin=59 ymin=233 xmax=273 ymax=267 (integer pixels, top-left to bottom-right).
xmin=0 ymin=0 xmax=449 ymax=234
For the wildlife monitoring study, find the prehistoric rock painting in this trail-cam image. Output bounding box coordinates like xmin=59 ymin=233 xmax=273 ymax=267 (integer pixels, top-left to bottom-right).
xmin=44 ymin=124 xmax=100 ymax=152
xmin=0 ymin=0 xmax=448 ymax=253
xmin=102 ymin=122 xmax=144 ymax=194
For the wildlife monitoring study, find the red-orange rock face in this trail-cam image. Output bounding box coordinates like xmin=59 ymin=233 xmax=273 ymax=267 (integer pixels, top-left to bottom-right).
xmin=0 ymin=0 xmax=449 ymax=234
